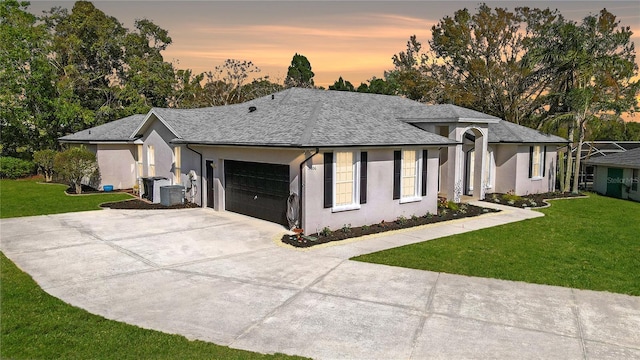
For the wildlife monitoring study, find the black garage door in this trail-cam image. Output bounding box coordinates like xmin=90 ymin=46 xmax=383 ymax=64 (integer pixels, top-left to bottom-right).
xmin=224 ymin=160 xmax=290 ymax=226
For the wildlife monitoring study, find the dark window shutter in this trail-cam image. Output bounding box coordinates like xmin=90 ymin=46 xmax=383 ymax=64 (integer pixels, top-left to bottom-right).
xmin=421 ymin=150 xmax=428 ymax=196
xmin=360 ymin=152 xmax=367 ymax=204
xmin=528 ymin=146 xmax=533 ymax=178
xmin=393 ymin=150 xmax=401 ymax=199
xmin=542 ymin=146 xmax=547 ymax=177
xmin=324 ymin=152 xmax=333 ymax=208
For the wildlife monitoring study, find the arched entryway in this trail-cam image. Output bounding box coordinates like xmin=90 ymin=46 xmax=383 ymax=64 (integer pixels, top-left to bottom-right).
xmin=445 ymin=126 xmax=488 ymax=202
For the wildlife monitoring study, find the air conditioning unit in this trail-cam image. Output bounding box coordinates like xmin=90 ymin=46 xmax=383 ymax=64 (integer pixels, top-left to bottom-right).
xmin=160 ymin=185 xmax=186 ymax=206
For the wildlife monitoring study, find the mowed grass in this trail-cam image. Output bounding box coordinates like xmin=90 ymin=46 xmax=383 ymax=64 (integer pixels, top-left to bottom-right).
xmin=0 ymin=253 xmax=306 ymax=360
xmin=0 ymin=178 xmax=132 ymax=218
xmin=353 ymin=194 xmax=640 ymax=296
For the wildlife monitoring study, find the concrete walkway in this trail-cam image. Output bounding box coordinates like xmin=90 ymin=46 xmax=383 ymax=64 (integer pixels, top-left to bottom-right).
xmin=1 ymin=204 xmax=639 ymax=359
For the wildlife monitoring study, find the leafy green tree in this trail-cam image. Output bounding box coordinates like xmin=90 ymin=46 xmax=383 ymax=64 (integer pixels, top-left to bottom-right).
xmin=529 ymin=9 xmax=639 ymax=193
xmin=385 ymin=35 xmax=433 ymax=102
xmin=0 ymin=0 xmax=58 ymax=156
xmin=121 ymin=19 xmax=175 ymax=110
xmin=54 ymin=146 xmax=98 ymax=194
xmin=33 ymin=149 xmax=57 ymax=182
xmin=284 ymin=53 xmax=315 ymax=88
xmin=328 ymin=77 xmax=355 ymax=91
xmin=357 ymin=77 xmax=397 ymax=95
xmin=171 ymin=69 xmax=206 ymax=108
xmin=427 ymin=5 xmax=556 ymax=124
xmin=43 ymin=1 xmax=176 ymax=129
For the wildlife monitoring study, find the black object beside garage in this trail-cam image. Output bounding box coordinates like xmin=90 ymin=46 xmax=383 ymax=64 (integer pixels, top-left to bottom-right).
xmin=224 ymin=160 xmax=290 ymax=226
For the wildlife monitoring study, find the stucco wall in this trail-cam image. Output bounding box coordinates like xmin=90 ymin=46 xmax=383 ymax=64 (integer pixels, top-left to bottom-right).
xmin=514 ymin=145 xmax=558 ymax=195
xmin=96 ymin=144 xmax=136 ymax=189
xmin=492 ymin=144 xmax=517 ymax=194
xmin=303 ymin=148 xmax=439 ymax=232
xmin=142 ymin=119 xmax=175 ymax=181
xmin=592 ymin=166 xmax=608 ymax=195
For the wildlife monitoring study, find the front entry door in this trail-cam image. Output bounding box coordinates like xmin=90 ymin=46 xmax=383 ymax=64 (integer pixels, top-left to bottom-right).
xmin=206 ymin=160 xmax=214 ymax=208
xmin=606 ymin=167 xmax=623 ymax=198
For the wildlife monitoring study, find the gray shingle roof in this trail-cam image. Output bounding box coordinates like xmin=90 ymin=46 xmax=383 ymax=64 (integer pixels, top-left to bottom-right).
xmin=488 ymin=120 xmax=567 ymax=144
xmin=149 ymin=88 xmax=456 ymax=147
xmin=59 ymin=114 xmax=145 ymax=142
xmin=399 ymin=104 xmax=501 ymax=123
xmin=59 ymin=88 xmax=566 ymax=148
xmin=584 ymin=147 xmax=640 ymax=169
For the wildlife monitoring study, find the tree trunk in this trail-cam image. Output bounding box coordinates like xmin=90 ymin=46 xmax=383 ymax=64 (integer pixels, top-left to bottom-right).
xmin=572 ymin=119 xmax=586 ymax=194
xmin=563 ymin=125 xmax=575 ymax=193
xmin=75 ymin=182 xmax=82 ymax=194
xmin=558 ymin=151 xmax=565 ymax=192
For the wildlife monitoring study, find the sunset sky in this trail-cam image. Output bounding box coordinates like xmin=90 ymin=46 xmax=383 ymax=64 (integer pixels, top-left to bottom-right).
xmin=29 ymin=1 xmax=640 ymax=119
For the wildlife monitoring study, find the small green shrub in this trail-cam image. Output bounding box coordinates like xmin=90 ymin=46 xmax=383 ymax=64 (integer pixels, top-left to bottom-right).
xmin=341 ymin=224 xmax=352 ymax=234
xmin=396 ymin=216 xmax=408 ymax=225
xmin=320 ymin=227 xmax=332 ymax=237
xmin=362 ymin=225 xmax=370 ymax=231
xmin=446 ymin=201 xmax=459 ymax=212
xmin=33 ymin=149 xmax=57 ymax=182
xmin=502 ymin=192 xmax=522 ymax=202
xmin=411 ymin=214 xmax=419 ymax=221
xmin=0 ymin=157 xmax=35 ymax=179
xmin=54 ymin=147 xmax=98 ymax=194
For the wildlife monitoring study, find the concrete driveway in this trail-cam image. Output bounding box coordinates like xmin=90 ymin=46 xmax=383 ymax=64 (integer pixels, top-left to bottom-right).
xmin=1 ymin=206 xmax=639 ymax=359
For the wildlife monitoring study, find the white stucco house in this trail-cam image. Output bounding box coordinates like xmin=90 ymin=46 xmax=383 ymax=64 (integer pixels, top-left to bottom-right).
xmin=60 ymin=88 xmax=566 ymax=229
xmin=584 ymin=147 xmax=640 ymax=202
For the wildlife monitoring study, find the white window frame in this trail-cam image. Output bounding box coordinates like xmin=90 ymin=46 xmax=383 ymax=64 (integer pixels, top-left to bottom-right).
xmin=632 ymin=169 xmax=639 ymax=192
xmin=531 ymin=145 xmax=544 ymax=179
xmin=147 ymin=145 xmax=155 ymax=177
xmin=174 ymin=146 xmax=181 ymax=184
xmin=400 ymin=149 xmax=422 ymax=203
xmin=136 ymin=144 xmax=143 ymax=179
xmin=332 ymin=151 xmax=361 ymax=212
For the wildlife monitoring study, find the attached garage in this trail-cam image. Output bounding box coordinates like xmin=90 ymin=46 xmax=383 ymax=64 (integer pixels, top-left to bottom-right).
xmin=224 ymin=160 xmax=290 ymax=226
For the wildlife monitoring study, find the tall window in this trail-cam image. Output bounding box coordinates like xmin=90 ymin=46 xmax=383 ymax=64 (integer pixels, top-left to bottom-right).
xmin=147 ymin=145 xmax=155 ymax=176
xmin=324 ymin=151 xmax=365 ymax=211
xmin=174 ymin=146 xmax=181 ymax=184
xmin=529 ymin=145 xmax=545 ymax=178
xmin=394 ymin=150 xmax=421 ymax=202
xmin=136 ymin=145 xmax=143 ymax=179
xmin=633 ymin=169 xmax=639 ymax=192
xmin=402 ymin=150 xmax=418 ymax=198
xmin=335 ymin=152 xmax=355 ymax=206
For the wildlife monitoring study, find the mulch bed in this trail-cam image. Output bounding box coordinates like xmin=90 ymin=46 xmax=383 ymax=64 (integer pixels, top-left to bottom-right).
xmin=65 ymin=184 xmax=102 ymax=194
xmin=482 ymin=192 xmax=585 ymax=208
xmin=100 ymin=198 xmax=199 ymax=210
xmin=63 ymin=183 xmax=196 ymax=209
xmin=282 ymin=204 xmax=500 ymax=248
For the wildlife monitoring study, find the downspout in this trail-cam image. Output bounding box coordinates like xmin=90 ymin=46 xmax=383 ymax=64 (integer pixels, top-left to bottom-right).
xmin=186 ymin=144 xmax=204 ymax=206
xmin=299 ymin=148 xmax=320 ymax=230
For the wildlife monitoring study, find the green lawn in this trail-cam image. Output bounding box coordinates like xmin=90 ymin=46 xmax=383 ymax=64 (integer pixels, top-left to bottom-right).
xmin=0 ymin=253 xmax=305 ymax=360
xmin=353 ymin=194 xmax=640 ymax=296
xmin=0 ymin=178 xmax=132 ymax=218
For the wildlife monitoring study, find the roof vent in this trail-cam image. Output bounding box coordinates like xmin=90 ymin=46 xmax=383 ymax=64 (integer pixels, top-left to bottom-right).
xmin=271 ymin=94 xmax=275 ymax=100
xmin=88 ymin=130 xmax=91 ymax=134
xmin=249 ymin=106 xmax=257 ymax=113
